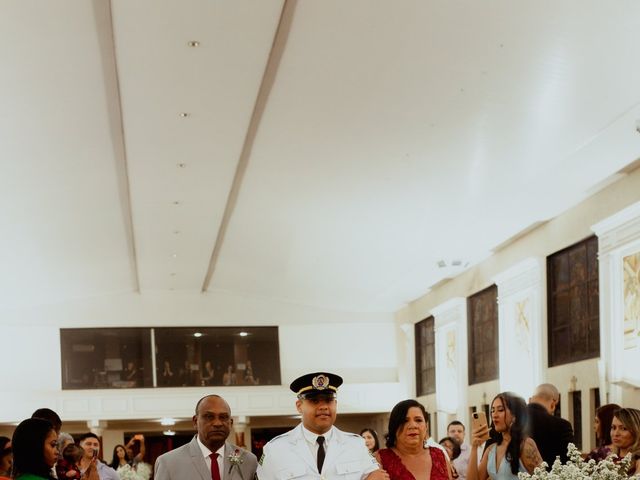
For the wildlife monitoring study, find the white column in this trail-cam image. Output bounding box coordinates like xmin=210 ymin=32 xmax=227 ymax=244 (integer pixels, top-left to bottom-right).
xmin=397 ymin=306 xmax=416 ymax=399
xmin=86 ymin=419 xmax=108 ymax=437
xmin=432 ymin=297 xmax=468 ymax=436
xmin=492 ymin=258 xmax=544 ymax=399
xmin=233 ymin=415 xmax=249 ymax=448
xmin=592 ymin=200 xmax=640 ymax=403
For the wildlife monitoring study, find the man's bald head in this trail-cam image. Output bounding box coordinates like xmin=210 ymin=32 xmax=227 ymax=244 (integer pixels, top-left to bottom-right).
xmin=530 ymin=383 xmax=560 ymax=414
xmin=195 ymin=394 xmax=230 ymax=415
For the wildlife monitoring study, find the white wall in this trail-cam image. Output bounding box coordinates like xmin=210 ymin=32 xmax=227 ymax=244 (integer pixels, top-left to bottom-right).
xmin=404 ymin=165 xmax=640 ymax=450
xmin=0 ymin=291 xmax=400 ymax=424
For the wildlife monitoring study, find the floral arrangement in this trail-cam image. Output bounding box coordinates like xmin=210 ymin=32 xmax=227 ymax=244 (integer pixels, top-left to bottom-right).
xmin=228 ymin=448 xmax=245 ymax=479
xmin=518 ymin=444 xmax=633 ymax=480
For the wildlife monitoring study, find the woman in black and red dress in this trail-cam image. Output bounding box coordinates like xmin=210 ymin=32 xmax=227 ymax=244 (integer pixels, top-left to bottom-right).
xmin=376 ymin=399 xmax=451 ymax=480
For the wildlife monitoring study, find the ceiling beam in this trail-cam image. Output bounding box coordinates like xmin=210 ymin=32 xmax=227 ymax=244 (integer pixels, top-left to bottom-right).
xmin=201 ymin=0 xmax=297 ymax=292
xmin=95 ymin=0 xmax=140 ymax=292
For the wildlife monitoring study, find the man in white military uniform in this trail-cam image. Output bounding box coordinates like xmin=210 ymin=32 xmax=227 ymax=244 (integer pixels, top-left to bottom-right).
xmin=257 ymin=372 xmax=388 ymax=480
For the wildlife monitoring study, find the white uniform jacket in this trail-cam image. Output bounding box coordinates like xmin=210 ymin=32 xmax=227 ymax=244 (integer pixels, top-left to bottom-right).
xmin=257 ymin=424 xmax=379 ymax=480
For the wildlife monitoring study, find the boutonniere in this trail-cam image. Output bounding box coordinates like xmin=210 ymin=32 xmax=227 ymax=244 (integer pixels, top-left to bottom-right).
xmin=228 ymin=448 xmax=245 ymax=479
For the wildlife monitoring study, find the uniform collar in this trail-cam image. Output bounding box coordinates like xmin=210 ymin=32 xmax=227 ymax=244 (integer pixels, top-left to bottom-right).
xmin=301 ymin=424 xmax=334 ymax=445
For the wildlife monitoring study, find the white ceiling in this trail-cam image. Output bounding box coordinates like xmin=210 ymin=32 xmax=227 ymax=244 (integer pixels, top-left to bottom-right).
xmin=2 ymin=0 xmax=640 ymax=313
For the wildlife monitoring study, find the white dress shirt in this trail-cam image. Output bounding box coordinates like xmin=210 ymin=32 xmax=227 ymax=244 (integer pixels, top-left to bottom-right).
xmin=301 ymin=424 xmax=334 ymax=461
xmin=196 ymin=435 xmax=225 ymax=480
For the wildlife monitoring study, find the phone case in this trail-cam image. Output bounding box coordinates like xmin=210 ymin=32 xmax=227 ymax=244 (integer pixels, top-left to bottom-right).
xmin=472 ymin=412 xmax=490 ymax=442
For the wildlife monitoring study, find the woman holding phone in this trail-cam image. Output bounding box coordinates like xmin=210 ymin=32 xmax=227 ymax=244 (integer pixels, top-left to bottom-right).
xmin=11 ymin=417 xmax=58 ymax=480
xmin=467 ymin=392 xmax=542 ymax=480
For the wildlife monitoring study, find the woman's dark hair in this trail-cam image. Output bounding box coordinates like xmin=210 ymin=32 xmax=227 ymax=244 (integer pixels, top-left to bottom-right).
xmin=438 ymin=436 xmax=461 ymax=460
xmin=12 ymin=417 xmax=56 ymax=479
xmin=110 ymin=444 xmax=130 ymax=470
xmin=385 ymin=399 xmax=429 ymax=448
xmin=595 ymin=403 xmax=620 ymax=447
xmin=31 ymin=408 xmax=62 ymax=434
xmin=0 ymin=436 xmax=11 ymax=456
xmin=490 ymin=392 xmax=528 ymax=475
xmin=0 ymin=436 xmax=11 ymax=474
xmin=360 ymin=428 xmax=380 ymax=452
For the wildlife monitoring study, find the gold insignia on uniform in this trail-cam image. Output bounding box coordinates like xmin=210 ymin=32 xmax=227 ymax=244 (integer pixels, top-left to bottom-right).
xmin=312 ymin=374 xmax=329 ymax=390
xmin=259 ymin=453 xmax=265 ymax=465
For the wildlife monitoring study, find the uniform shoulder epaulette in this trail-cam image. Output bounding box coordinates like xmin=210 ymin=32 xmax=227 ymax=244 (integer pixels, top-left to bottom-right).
xmin=267 ymin=431 xmax=290 ymax=443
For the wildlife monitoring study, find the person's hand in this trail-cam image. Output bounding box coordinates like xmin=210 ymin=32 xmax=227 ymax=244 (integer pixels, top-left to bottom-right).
xmin=366 ymin=469 xmax=390 ymax=480
xmin=135 ymin=434 xmax=144 ymax=441
xmin=471 ymin=424 xmax=490 ymax=447
xmin=66 ymin=470 xmax=78 ymax=478
xmin=85 ymin=460 xmax=100 ymax=480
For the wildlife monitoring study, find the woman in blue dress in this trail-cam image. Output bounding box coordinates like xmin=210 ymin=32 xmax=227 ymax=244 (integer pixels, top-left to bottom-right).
xmin=467 ymin=392 xmax=543 ymax=480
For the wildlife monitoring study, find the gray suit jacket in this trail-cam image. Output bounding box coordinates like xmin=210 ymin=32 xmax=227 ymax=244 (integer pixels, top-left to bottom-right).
xmin=155 ymin=435 xmax=258 ymax=480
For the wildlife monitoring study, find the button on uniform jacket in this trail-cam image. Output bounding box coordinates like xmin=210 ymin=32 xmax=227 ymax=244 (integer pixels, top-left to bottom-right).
xmin=154 ymin=435 xmax=258 ymax=480
xmin=257 ymin=424 xmax=379 ymax=480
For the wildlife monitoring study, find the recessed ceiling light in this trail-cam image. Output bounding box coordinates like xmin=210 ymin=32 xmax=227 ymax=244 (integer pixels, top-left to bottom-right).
xmin=171 ymin=253 xmax=178 ymax=258
xmin=160 ymin=417 xmax=176 ymax=426
xmin=239 ymin=332 xmax=249 ymax=337
xmin=163 ymin=429 xmax=176 ymax=436
xmin=177 ymin=163 xmax=187 ymax=168
xmin=179 ymin=112 xmax=190 ymax=118
xmin=187 ymin=41 xmax=200 ymax=48
xmin=172 ymin=201 xmax=180 ymax=205
xmin=193 ymin=332 xmax=203 ymax=338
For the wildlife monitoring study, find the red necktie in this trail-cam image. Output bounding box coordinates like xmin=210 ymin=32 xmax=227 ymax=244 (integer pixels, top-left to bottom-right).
xmin=210 ymin=453 xmax=221 ymax=480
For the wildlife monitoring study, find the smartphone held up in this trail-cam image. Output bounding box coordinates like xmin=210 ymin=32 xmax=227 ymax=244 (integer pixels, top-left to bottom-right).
xmin=471 ymin=411 xmax=491 ymax=442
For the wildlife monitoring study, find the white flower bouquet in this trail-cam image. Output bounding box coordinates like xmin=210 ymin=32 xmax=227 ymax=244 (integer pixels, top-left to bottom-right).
xmin=518 ymin=443 xmax=633 ymax=480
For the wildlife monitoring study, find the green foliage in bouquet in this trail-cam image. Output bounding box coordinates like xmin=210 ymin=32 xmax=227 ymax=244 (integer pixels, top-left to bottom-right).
xmin=517 ymin=443 xmax=633 ymax=480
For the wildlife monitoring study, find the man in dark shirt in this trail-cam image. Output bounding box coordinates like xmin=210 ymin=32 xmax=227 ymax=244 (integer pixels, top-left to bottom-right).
xmin=527 ymin=383 xmax=574 ymax=468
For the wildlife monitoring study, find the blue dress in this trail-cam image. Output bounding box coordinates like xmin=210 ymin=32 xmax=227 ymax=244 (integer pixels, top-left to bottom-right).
xmin=486 ymin=444 xmax=527 ymax=480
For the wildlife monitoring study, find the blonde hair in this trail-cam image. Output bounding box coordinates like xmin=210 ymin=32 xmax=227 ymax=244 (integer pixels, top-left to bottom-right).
xmin=613 ymin=408 xmax=640 ymax=459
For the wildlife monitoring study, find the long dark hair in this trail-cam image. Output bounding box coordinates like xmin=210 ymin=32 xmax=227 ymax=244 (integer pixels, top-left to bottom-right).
xmin=490 ymin=392 xmax=528 ymax=475
xmin=0 ymin=436 xmax=11 ymax=477
xmin=385 ymin=399 xmax=429 ymax=448
xmin=360 ymin=428 xmax=380 ymax=452
xmin=596 ymin=403 xmax=620 ymax=447
xmin=12 ymin=417 xmax=56 ymax=479
xmin=110 ymin=444 xmax=130 ymax=470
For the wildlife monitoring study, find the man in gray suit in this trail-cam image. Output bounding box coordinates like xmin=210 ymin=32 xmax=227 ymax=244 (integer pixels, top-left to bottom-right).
xmin=155 ymin=394 xmax=257 ymax=480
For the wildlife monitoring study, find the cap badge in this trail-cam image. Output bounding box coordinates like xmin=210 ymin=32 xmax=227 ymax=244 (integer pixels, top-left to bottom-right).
xmin=312 ymin=374 xmax=329 ymax=390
